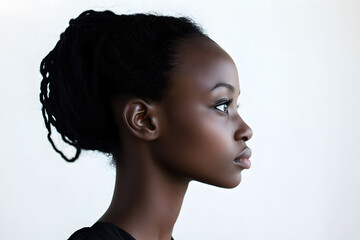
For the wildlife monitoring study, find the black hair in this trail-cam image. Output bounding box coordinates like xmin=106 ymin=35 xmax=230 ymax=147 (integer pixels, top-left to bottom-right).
xmin=39 ymin=10 xmax=208 ymax=164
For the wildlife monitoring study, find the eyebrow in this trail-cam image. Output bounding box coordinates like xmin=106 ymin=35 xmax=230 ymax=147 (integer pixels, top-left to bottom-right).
xmin=210 ymin=82 xmax=240 ymax=96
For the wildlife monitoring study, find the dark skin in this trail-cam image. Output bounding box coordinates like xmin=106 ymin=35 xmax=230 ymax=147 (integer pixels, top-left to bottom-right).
xmin=98 ymin=38 xmax=253 ymax=240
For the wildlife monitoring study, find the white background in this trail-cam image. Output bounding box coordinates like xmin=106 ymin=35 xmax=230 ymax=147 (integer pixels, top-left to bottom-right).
xmin=1 ymin=0 xmax=359 ymax=239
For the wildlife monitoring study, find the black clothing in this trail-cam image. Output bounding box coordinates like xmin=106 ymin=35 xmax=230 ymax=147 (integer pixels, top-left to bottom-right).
xmin=67 ymin=222 xmax=174 ymax=240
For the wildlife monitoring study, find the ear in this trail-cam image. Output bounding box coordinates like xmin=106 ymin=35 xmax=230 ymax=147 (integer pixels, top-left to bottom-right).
xmin=116 ymin=98 xmax=160 ymax=141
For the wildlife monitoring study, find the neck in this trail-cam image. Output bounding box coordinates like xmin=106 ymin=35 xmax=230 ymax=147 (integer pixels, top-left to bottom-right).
xmin=98 ymin=143 xmax=189 ymax=240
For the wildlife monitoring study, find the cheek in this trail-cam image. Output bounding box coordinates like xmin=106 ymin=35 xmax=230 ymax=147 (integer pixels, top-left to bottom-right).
xmin=158 ymin=109 xmax=238 ymax=186
xmin=171 ymin=110 xmax=231 ymax=157
xmin=191 ymin=120 xmax=233 ymax=159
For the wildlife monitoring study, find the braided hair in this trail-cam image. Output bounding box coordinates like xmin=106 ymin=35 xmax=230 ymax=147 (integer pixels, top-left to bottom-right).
xmin=39 ymin=10 xmax=207 ymax=163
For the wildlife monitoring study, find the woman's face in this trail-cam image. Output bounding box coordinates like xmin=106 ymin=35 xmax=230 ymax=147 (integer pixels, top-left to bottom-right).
xmin=153 ymin=38 xmax=253 ymax=188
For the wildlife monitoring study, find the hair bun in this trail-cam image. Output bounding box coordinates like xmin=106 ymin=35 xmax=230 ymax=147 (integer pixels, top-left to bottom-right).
xmin=40 ymin=10 xmax=207 ymax=163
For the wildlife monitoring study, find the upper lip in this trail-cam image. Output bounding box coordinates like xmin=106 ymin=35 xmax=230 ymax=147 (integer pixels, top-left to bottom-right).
xmin=235 ymin=147 xmax=252 ymax=161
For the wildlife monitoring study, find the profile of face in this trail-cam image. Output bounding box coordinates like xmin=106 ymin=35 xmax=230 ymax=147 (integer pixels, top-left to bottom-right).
xmin=149 ymin=38 xmax=253 ymax=188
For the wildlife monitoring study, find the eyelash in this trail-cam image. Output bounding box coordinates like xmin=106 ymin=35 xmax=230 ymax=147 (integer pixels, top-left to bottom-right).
xmin=214 ymin=98 xmax=240 ymax=114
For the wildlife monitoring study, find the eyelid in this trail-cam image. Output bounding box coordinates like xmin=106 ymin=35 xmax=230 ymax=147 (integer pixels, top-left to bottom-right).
xmin=214 ymin=98 xmax=233 ymax=105
xmin=214 ymin=98 xmax=233 ymax=107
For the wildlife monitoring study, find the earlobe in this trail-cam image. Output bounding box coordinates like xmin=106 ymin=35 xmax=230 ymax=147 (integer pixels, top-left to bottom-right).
xmin=122 ymin=99 xmax=160 ymax=141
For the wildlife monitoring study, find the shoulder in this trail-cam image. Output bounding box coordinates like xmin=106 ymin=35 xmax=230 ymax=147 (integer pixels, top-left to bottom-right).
xmin=67 ymin=222 xmax=135 ymax=240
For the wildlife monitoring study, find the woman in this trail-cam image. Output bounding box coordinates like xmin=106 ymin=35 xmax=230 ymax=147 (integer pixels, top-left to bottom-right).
xmin=40 ymin=9 xmax=253 ymax=240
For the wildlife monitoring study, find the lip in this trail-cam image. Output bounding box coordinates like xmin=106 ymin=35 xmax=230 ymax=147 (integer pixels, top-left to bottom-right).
xmin=234 ymin=148 xmax=252 ymax=169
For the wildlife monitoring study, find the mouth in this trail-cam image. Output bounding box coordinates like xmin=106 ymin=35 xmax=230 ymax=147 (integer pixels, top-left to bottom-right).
xmin=233 ymin=148 xmax=252 ymax=169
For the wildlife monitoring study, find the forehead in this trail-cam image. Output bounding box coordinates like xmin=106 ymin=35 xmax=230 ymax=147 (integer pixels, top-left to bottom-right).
xmin=168 ymin=38 xmax=239 ymax=97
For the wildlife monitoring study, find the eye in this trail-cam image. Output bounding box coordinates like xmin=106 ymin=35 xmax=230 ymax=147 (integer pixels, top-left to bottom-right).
xmin=214 ymin=98 xmax=233 ymax=114
xmin=216 ymin=103 xmax=229 ymax=113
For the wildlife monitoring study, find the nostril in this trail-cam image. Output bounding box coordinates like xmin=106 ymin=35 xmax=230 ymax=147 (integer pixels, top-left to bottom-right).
xmin=234 ymin=116 xmax=253 ymax=142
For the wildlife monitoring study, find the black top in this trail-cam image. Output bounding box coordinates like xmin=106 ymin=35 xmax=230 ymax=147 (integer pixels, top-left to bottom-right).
xmin=67 ymin=222 xmax=174 ymax=240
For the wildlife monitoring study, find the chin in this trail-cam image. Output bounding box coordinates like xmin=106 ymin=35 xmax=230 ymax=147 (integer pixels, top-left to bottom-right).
xmin=198 ymin=174 xmax=242 ymax=189
xmin=220 ymin=177 xmax=242 ymax=189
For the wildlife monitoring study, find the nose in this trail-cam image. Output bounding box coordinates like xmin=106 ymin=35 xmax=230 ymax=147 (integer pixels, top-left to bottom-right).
xmin=234 ymin=116 xmax=253 ymax=142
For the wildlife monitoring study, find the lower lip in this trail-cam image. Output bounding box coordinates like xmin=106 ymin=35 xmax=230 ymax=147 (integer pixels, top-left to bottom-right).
xmin=234 ymin=158 xmax=251 ymax=169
